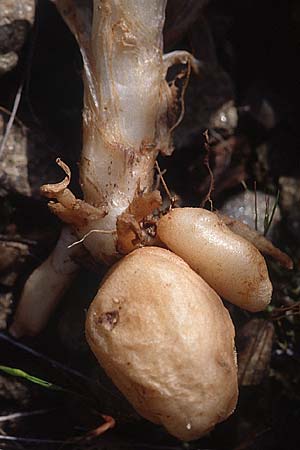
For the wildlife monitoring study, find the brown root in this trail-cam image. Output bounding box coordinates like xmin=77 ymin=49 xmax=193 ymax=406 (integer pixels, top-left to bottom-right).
xmin=116 ymin=190 xmax=162 ymax=254
xmin=40 ymin=158 xmax=107 ymax=228
xmin=163 ymin=50 xmax=200 ymax=77
xmin=158 ymin=51 xmax=200 ymax=156
xmin=40 ymin=158 xmax=71 ymax=199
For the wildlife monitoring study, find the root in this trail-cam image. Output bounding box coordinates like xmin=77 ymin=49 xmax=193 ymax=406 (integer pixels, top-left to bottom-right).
xmin=40 ymin=158 xmax=107 ymax=227
xmin=165 ymin=51 xmax=200 ymax=134
xmin=116 ymin=191 xmax=162 ymax=254
xmin=68 ymin=228 xmax=116 ymax=249
xmin=163 ymin=50 xmax=201 ymax=77
xmin=158 ymin=51 xmax=201 ymax=156
xmin=201 ymin=130 xmax=214 ymax=210
xmin=9 ymin=227 xmax=83 ymax=338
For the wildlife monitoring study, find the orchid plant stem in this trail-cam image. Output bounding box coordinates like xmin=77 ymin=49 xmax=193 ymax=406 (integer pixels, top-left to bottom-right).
xmin=10 ymin=0 xmax=196 ymax=336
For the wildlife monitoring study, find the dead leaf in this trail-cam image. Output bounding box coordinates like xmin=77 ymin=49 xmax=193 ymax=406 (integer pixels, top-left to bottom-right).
xmin=237 ymin=318 xmax=275 ymax=386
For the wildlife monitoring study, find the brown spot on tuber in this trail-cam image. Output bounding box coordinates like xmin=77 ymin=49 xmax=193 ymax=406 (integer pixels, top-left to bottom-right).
xmin=98 ymin=310 xmax=119 ymax=331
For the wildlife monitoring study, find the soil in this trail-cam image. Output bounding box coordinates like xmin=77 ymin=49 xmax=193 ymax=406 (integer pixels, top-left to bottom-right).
xmin=1 ymin=1 xmax=300 ymax=449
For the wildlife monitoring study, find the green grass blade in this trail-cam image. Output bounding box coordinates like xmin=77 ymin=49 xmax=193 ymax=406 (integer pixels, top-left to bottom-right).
xmin=0 ymin=364 xmax=100 ymax=412
xmin=0 ymin=365 xmax=65 ymax=391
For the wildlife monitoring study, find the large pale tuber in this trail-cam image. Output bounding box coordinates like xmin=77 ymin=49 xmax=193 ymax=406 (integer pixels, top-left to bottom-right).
xmin=157 ymin=208 xmax=273 ymax=312
xmin=86 ymin=247 xmax=238 ymax=441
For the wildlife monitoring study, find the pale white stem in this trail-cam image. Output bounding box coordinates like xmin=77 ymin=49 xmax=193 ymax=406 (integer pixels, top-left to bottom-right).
xmin=46 ymin=2 xmax=200 ymax=263
xmin=78 ymin=0 xmax=169 ymax=261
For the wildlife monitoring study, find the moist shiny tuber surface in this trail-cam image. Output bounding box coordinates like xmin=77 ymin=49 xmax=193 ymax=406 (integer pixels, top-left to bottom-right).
xmin=86 ymin=247 xmax=238 ymax=441
xmin=157 ymin=207 xmax=273 ymax=312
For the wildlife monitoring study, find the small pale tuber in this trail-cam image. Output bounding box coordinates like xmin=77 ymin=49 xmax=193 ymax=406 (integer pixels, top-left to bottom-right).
xmin=157 ymin=208 xmax=273 ymax=312
xmin=86 ymin=246 xmax=238 ymax=441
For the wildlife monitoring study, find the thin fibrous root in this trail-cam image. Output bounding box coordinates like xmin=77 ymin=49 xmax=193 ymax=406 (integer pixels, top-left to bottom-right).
xmin=155 ymin=161 xmax=177 ymax=208
xmin=165 ymin=51 xmax=200 ymax=135
xmin=68 ymin=228 xmax=116 ymax=249
xmin=201 ymin=130 xmax=214 ymax=210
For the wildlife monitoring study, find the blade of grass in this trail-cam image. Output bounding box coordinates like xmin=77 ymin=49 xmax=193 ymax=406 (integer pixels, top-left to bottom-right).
xmin=0 ymin=365 xmax=116 ymax=444
xmin=264 ymin=190 xmax=280 ymax=236
xmin=254 ymin=181 xmax=258 ymax=231
xmin=263 ymin=194 xmax=270 ymax=233
xmin=0 ymin=365 xmax=66 ymax=391
xmin=0 ymin=365 xmax=98 ymax=409
xmin=0 ymin=332 xmax=90 ymax=382
xmin=0 ymin=331 xmax=120 ymax=400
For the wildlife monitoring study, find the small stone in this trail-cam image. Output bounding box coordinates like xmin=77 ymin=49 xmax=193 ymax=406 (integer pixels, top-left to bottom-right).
xmin=209 ymin=100 xmax=238 ymax=134
xmin=279 ymin=176 xmax=300 ymax=214
xmin=0 ymin=292 xmax=12 ymax=329
xmin=0 ymin=0 xmax=35 ymax=75
xmin=0 ymin=241 xmax=28 ymax=272
xmin=279 ymin=177 xmax=300 ymax=246
xmin=0 ymin=374 xmax=30 ymax=405
xmin=220 ymin=190 xmax=281 ymax=238
xmin=0 ymin=51 xmax=18 ymax=75
xmin=0 ymin=114 xmax=62 ymax=198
